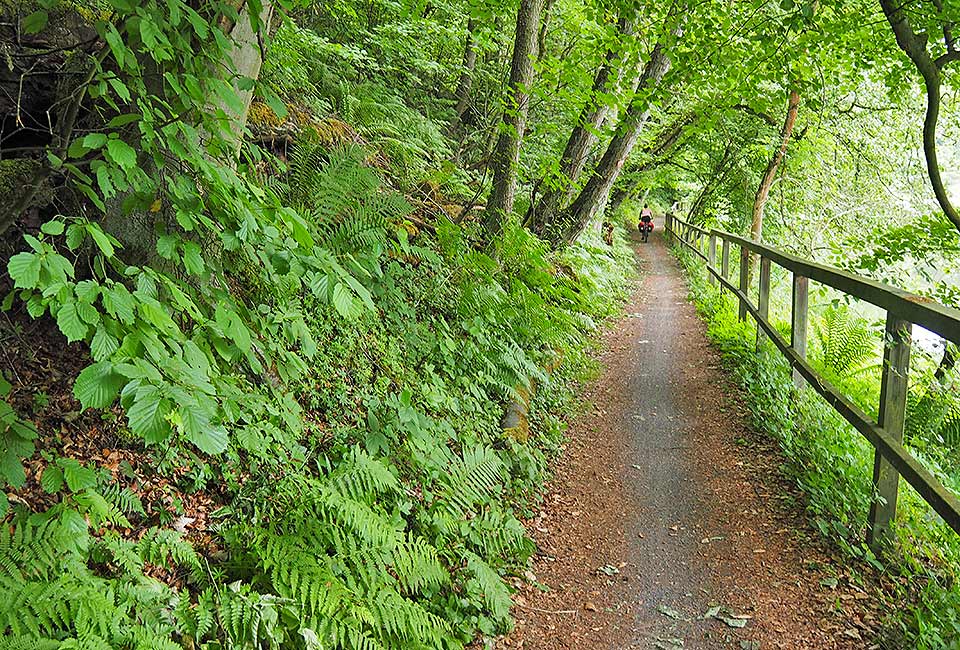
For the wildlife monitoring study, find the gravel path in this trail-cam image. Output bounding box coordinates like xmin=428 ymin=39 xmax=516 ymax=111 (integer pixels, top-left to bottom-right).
xmin=499 ymin=224 xmax=881 ymax=649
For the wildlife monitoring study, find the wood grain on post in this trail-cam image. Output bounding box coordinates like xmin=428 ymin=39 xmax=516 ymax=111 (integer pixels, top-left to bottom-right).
xmin=791 ymin=274 xmax=809 ymax=388
xmin=721 ymin=240 xmax=730 ymax=279
xmin=708 ymin=234 xmax=717 ymax=286
xmin=867 ymin=314 xmax=912 ymax=550
xmin=757 ymin=257 xmax=771 ymax=349
xmin=738 ymin=246 xmax=750 ymax=321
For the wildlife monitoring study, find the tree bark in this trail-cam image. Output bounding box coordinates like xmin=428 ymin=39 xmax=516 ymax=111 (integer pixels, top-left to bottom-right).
xmin=222 ymin=0 xmax=274 ymax=157
xmin=526 ymin=13 xmax=636 ymax=236
xmin=750 ymin=89 xmax=799 ymax=244
xmin=537 ymin=0 xmax=556 ymax=61
xmin=483 ymin=0 xmax=545 ymax=236
xmin=934 ymin=343 xmax=958 ymax=382
xmin=551 ymin=40 xmax=673 ymax=247
xmin=453 ymin=18 xmax=478 ymax=122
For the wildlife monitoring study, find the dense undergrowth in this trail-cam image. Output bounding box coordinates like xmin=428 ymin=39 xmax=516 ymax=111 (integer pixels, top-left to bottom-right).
xmin=673 ymin=245 xmax=960 ymax=649
xmin=0 ymin=163 xmax=634 ymax=650
xmin=0 ymin=4 xmax=640 ymax=647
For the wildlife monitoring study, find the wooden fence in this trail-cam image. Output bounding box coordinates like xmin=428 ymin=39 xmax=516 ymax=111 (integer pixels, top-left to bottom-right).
xmin=665 ymin=213 xmax=960 ymax=549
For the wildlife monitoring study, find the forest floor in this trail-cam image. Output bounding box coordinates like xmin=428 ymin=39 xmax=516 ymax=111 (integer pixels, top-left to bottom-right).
xmin=498 ymin=224 xmax=886 ymax=649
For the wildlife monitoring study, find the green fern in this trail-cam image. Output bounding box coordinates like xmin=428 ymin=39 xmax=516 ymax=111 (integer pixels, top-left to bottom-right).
xmin=390 ymin=536 xmax=449 ymax=596
xmin=439 ymin=445 xmax=505 ymax=517
xmin=463 ymin=552 xmax=512 ymax=629
xmin=0 ymin=636 xmax=63 ymax=650
xmin=813 ymin=306 xmax=878 ymax=377
xmin=907 ymin=378 xmax=960 ymax=448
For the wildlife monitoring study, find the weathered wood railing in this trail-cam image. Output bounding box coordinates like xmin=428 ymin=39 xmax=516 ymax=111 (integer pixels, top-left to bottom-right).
xmin=664 ymin=213 xmax=960 ymax=549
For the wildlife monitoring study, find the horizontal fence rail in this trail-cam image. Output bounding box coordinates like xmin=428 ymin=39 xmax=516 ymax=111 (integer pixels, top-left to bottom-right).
xmin=665 ymin=213 xmax=960 ymax=549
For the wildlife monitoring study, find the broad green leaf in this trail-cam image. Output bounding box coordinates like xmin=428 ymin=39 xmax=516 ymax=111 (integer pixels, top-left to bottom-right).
xmin=82 ymin=133 xmax=109 ymax=150
xmin=26 ymin=294 xmax=45 ymax=318
xmin=58 ymin=507 xmax=89 ymax=540
xmin=40 ymin=464 xmax=64 ymax=493
xmin=86 ymin=224 xmax=115 ymax=257
xmin=106 ymin=139 xmax=137 ymax=170
xmin=215 ymin=306 xmax=251 ymax=353
xmin=179 ymin=403 xmax=227 ymax=454
xmin=56 ymin=303 xmax=89 ymax=342
xmin=66 ymin=224 xmax=86 ymax=250
xmin=138 ymin=297 xmax=178 ymax=335
xmin=21 ymin=10 xmax=47 ymax=33
xmin=8 ymin=252 xmax=41 ymax=289
xmin=332 ymin=282 xmax=357 ymax=318
xmin=96 ymin=164 xmax=116 ymax=198
xmin=107 ymin=113 xmax=141 ymax=128
xmin=181 ymin=241 xmax=205 ymax=274
xmin=0 ymin=447 xmax=27 ymax=488
xmin=91 ymin=328 xmax=119 ymax=361
xmin=58 ymin=458 xmax=97 ymax=492
xmin=103 ymin=23 xmax=126 ymax=68
xmin=74 ymin=279 xmax=101 ymax=303
xmin=103 ymin=283 xmax=136 ymax=324
xmin=40 ymin=220 xmax=65 ymax=236
xmin=76 ymin=301 xmax=100 ymax=326
xmin=259 ymin=84 xmax=289 ymax=119
xmin=127 ymin=385 xmax=171 ymax=443
xmin=107 ymin=76 xmax=131 ymax=102
xmin=157 ymin=234 xmax=178 ymax=260
xmin=74 ymin=361 xmax=125 ymax=409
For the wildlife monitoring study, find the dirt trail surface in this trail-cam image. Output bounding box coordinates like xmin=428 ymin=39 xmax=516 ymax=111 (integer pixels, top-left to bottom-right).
xmin=499 ymin=225 xmax=882 ymax=649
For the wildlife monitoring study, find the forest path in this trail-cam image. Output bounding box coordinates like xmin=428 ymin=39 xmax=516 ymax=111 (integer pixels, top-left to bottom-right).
xmin=498 ymin=223 xmax=878 ymax=649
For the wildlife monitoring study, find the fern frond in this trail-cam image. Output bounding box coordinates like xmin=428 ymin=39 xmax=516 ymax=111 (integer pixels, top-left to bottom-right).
xmin=814 ymin=306 xmax=877 ymax=377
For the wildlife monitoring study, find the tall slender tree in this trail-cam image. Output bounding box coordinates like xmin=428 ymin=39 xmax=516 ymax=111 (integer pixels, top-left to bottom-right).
xmin=452 ymin=17 xmax=478 ymax=125
xmin=483 ymin=0 xmax=545 ymax=236
xmin=551 ymin=37 xmax=674 ymax=246
xmin=526 ymin=11 xmax=637 ymax=237
xmin=750 ymin=89 xmax=800 ymax=245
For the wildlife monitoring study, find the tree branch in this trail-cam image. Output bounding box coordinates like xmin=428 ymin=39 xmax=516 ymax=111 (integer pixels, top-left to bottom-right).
xmin=934 ymin=50 xmax=960 ymax=68
xmin=6 ymin=46 xmax=109 ymax=232
xmin=879 ymin=0 xmax=960 ymax=234
xmin=733 ymin=103 xmax=778 ymax=127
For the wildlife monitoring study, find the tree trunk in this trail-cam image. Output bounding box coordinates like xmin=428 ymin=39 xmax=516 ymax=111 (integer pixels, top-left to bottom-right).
xmin=222 ymin=0 xmax=274 ymax=157
xmin=607 ymin=111 xmax=696 ymax=213
xmin=537 ymin=0 xmax=556 ymax=61
xmin=551 ymin=41 xmax=672 ymax=247
xmin=483 ymin=0 xmax=545 ymax=235
xmin=750 ymin=89 xmax=799 ymax=244
xmin=527 ymin=13 xmax=636 ymax=236
xmin=453 ymin=18 xmax=478 ymax=123
xmin=934 ymin=343 xmax=958 ymax=382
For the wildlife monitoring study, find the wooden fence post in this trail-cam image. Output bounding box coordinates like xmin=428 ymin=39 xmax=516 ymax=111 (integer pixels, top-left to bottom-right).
xmin=721 ymin=240 xmax=730 ymax=279
xmin=738 ymin=246 xmax=749 ymax=321
xmin=867 ymin=314 xmax=912 ymax=550
xmin=790 ymin=274 xmax=809 ymax=388
xmin=708 ymin=234 xmax=717 ymax=285
xmin=757 ymin=257 xmax=771 ymax=349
